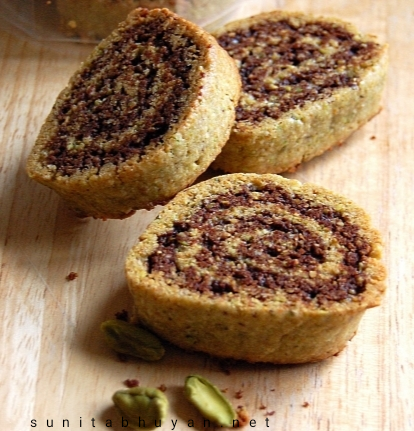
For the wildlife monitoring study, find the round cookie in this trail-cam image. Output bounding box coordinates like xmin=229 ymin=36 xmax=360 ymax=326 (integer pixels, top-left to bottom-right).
xmin=211 ymin=11 xmax=388 ymax=174
xmin=26 ymin=8 xmax=241 ymax=219
xmin=125 ymin=173 xmax=386 ymax=364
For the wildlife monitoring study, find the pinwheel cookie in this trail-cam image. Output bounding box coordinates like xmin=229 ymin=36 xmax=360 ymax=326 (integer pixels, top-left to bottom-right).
xmin=126 ymin=173 xmax=386 ymax=364
xmin=27 ymin=8 xmax=240 ymax=219
xmin=212 ymin=11 xmax=388 ymax=173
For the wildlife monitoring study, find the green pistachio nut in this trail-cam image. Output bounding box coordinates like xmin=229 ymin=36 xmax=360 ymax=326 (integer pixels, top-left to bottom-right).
xmin=184 ymin=374 xmax=237 ymax=427
xmin=100 ymin=320 xmax=165 ymax=361
xmin=112 ymin=387 xmax=168 ymax=430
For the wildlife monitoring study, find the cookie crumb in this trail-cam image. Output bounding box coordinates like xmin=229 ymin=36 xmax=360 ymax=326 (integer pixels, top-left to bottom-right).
xmin=124 ymin=379 xmax=139 ymax=388
xmin=370 ymin=135 xmax=376 ymax=140
xmin=157 ymin=384 xmax=167 ymax=392
xmin=66 ymin=271 xmax=78 ymax=281
xmin=235 ymin=406 xmax=249 ymax=427
xmin=235 ymin=390 xmax=243 ymax=399
xmin=302 ymin=401 xmax=310 ymax=407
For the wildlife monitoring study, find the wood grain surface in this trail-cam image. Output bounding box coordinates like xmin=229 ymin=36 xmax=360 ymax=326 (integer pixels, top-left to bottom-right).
xmin=1 ymin=0 xmax=413 ymax=430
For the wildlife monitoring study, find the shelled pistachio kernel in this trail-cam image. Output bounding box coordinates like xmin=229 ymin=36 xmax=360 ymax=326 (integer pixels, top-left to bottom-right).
xmin=184 ymin=374 xmax=237 ymax=427
xmin=100 ymin=320 xmax=165 ymax=361
xmin=112 ymin=387 xmax=168 ymax=430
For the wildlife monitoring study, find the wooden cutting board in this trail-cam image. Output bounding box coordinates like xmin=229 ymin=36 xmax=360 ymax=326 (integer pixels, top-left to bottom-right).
xmin=1 ymin=0 xmax=413 ymax=430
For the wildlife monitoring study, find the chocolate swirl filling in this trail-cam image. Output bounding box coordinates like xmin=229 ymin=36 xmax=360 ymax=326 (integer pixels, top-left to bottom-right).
xmin=45 ymin=11 xmax=201 ymax=176
xmin=148 ymin=183 xmax=372 ymax=305
xmin=216 ymin=19 xmax=382 ymax=123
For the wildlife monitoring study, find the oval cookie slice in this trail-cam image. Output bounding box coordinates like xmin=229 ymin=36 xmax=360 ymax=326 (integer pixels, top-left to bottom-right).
xmin=126 ymin=173 xmax=386 ymax=363
xmin=27 ymin=8 xmax=240 ymax=219
xmin=212 ymin=11 xmax=388 ymax=174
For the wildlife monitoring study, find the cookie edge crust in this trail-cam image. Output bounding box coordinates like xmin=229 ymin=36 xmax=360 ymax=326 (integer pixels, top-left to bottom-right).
xmin=125 ymin=173 xmax=387 ymax=363
xmin=26 ymin=8 xmax=241 ymax=219
xmin=211 ymin=11 xmax=389 ymax=174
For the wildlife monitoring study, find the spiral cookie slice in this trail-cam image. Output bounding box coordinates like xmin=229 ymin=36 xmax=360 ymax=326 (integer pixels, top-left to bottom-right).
xmin=211 ymin=11 xmax=388 ymax=174
xmin=27 ymin=8 xmax=241 ymax=219
xmin=126 ymin=173 xmax=386 ymax=364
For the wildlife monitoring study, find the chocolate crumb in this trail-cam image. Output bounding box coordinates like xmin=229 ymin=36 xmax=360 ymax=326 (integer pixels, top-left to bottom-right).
xmin=66 ymin=271 xmax=78 ymax=281
xmin=302 ymin=401 xmax=310 ymax=407
xmin=235 ymin=390 xmax=243 ymax=399
xmin=124 ymin=379 xmax=140 ymax=388
xmin=236 ymin=406 xmax=249 ymax=427
xmin=157 ymin=384 xmax=167 ymax=392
